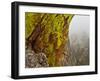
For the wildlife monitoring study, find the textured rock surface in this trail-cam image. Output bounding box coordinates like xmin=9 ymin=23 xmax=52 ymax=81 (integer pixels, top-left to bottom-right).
xmin=25 ymin=13 xmax=74 ymax=66
xmin=25 ymin=48 xmax=49 ymax=68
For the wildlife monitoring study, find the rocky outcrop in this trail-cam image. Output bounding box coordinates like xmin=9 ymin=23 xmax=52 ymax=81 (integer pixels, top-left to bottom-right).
xmin=25 ymin=48 xmax=49 ymax=68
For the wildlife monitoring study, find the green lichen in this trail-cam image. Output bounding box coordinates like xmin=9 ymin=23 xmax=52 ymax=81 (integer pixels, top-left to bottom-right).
xmin=25 ymin=12 xmax=74 ymax=66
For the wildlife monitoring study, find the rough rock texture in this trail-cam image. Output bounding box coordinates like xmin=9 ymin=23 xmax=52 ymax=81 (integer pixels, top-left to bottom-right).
xmin=25 ymin=13 xmax=74 ymax=67
xmin=25 ymin=48 xmax=49 ymax=68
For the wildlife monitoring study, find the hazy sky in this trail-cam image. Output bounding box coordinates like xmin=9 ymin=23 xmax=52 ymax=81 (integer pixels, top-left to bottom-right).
xmin=69 ymin=15 xmax=90 ymax=40
xmin=69 ymin=15 xmax=90 ymax=46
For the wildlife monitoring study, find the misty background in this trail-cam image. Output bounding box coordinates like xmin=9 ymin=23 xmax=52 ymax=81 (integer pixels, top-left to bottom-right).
xmin=68 ymin=15 xmax=90 ymax=65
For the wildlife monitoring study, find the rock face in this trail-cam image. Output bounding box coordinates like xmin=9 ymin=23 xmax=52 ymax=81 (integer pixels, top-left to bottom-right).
xmin=25 ymin=48 xmax=49 ymax=68
xmin=25 ymin=13 xmax=74 ymax=67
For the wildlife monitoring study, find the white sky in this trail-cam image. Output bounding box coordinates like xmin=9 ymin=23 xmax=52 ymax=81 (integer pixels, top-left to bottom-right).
xmin=69 ymin=15 xmax=90 ymax=41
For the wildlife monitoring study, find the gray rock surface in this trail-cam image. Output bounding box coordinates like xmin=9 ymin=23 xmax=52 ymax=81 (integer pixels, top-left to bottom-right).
xmin=25 ymin=48 xmax=49 ymax=68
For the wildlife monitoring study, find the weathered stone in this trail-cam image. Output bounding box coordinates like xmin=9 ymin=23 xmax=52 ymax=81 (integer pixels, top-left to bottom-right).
xmin=25 ymin=48 xmax=49 ymax=68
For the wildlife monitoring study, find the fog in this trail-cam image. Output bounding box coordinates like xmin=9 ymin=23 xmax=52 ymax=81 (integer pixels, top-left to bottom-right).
xmin=69 ymin=15 xmax=90 ymax=39
xmin=68 ymin=15 xmax=90 ymax=65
